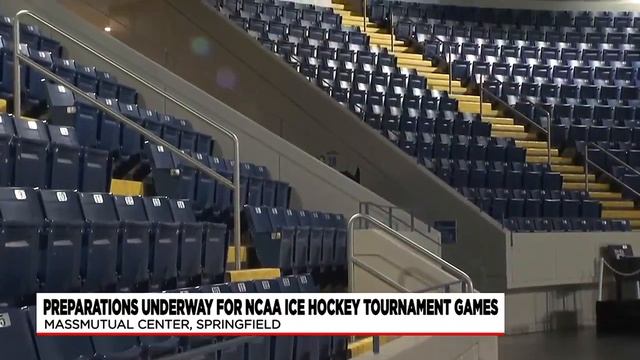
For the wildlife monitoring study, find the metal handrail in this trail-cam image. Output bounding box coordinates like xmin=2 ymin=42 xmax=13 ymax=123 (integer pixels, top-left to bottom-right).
xmin=352 ymin=257 xmax=411 ymax=292
xmin=347 ymin=213 xmax=474 ymax=294
xmin=584 ymin=142 xmax=640 ymax=199
xmin=13 ymin=10 xmax=243 ymax=269
xmin=360 ymin=201 xmax=440 ymax=247
xmin=390 ymin=10 xmax=395 ymax=53
xmin=429 ymin=36 xmax=452 ymax=94
xmin=477 ymin=81 xmax=551 ymax=165
xmin=523 ymin=99 xmax=553 ymax=165
xmin=478 ymin=81 xmax=547 ymax=134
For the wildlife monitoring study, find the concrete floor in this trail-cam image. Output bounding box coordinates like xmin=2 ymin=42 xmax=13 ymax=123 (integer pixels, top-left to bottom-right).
xmin=499 ymin=328 xmax=639 ymax=360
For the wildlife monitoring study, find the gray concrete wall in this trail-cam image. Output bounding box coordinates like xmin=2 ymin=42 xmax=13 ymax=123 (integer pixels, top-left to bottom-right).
xmin=353 ymin=229 xmax=457 ymax=293
xmin=52 ymin=0 xmax=510 ymax=292
xmin=507 ymin=232 xmax=640 ymax=289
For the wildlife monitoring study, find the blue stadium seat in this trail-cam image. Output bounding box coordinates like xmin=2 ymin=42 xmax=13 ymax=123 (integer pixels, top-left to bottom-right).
xmin=0 ymin=113 xmax=15 ymax=186
xmin=75 ymin=64 xmax=98 ymax=93
xmin=96 ymin=70 xmax=118 ymax=99
xmin=159 ymin=113 xmax=180 ymax=147
xmin=282 ymin=208 xmax=310 ymax=272
xmin=47 ymin=125 xmax=81 ymax=190
xmin=177 ymin=118 xmax=197 ymax=153
xmin=254 ymin=278 xmax=294 ymax=360
xmin=13 ymin=118 xmax=48 ymax=188
xmin=0 ymin=188 xmax=41 ymax=303
xmin=193 ymin=153 xmax=216 ymax=212
xmin=0 ymin=307 xmax=38 ymax=359
xmin=25 ymin=48 xmax=54 ymax=103
xmin=247 ymin=206 xmax=293 ymax=271
xmin=140 ymin=108 xmax=163 ymax=137
xmin=171 ymin=152 xmax=198 ymax=201
xmin=39 ymin=190 xmax=84 ymax=293
xmin=26 ymin=306 xmax=94 ymax=360
xmin=142 ymin=196 xmax=179 ymax=290
xmin=170 ymin=198 xmax=218 ymax=286
xmin=118 ymin=102 xmax=143 ymax=156
xmin=297 ymin=210 xmax=322 ymax=269
xmin=211 ymin=156 xmax=233 ymax=211
xmin=97 ymin=97 xmax=122 ymax=152
xmin=113 ymin=195 xmax=152 ymax=291
xmin=77 ymin=192 xmax=119 ymax=291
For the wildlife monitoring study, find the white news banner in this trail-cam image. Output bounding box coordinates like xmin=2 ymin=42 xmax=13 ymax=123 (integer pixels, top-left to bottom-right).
xmin=36 ymin=293 xmax=505 ymax=336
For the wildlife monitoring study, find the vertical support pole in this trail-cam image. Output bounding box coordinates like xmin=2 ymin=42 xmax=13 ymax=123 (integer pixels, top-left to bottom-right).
xmin=585 ymin=144 xmax=590 ymax=194
xmin=447 ymin=42 xmax=452 ymax=94
xmin=598 ymin=257 xmax=604 ymax=301
xmin=363 ymin=0 xmax=367 ymax=32
xmin=410 ymin=210 xmax=415 ymax=232
xmin=233 ymin=145 xmax=242 ymax=270
xmin=13 ymin=17 xmax=21 ymax=120
xmin=544 ymin=109 xmax=552 ymax=166
xmin=373 ymin=336 xmax=381 ymax=354
xmin=479 ymin=74 xmax=484 ymax=122
xmin=348 ymin=218 xmax=355 ymax=294
xmin=390 ymin=10 xmax=394 ymax=53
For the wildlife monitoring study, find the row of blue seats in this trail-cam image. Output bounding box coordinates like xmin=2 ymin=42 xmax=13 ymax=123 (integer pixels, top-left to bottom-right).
xmin=422 ymin=158 xmax=563 ymax=191
xmin=486 ymin=81 xmax=639 ymax=109
xmin=459 ymin=187 xmax=602 ymax=219
xmin=3 ymin=274 xmax=344 ymax=360
xmin=0 ymin=37 xmax=137 ymax=105
xmin=395 ymin=21 xmax=640 ymax=46
xmin=367 ymin=2 xmax=640 ymax=28
xmin=46 ymin=83 xmax=214 ymax=156
xmin=388 ymin=132 xmax=526 ymax=162
xmin=146 ymin=144 xmax=291 ymax=213
xmin=455 ymin=63 xmax=640 ymax=92
xmin=502 ymin=217 xmax=631 ymax=232
xmin=440 ymin=44 xmax=640 ymax=67
xmin=0 ymin=114 xmax=110 ymax=191
xmin=0 ymin=187 xmax=228 ymax=305
xmin=244 ymin=206 xmax=347 ymax=273
xmin=0 ymin=18 xmax=62 ymax=56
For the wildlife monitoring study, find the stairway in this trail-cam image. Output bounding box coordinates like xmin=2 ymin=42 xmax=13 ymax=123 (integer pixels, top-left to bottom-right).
xmin=330 ymin=0 xmax=640 ymax=229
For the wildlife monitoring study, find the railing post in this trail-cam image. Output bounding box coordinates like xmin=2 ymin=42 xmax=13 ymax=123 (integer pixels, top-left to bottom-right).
xmin=373 ymin=336 xmax=381 ymax=354
xmin=447 ymin=42 xmax=452 ymax=94
xmin=363 ymin=0 xmax=367 ymax=32
xmin=12 ymin=17 xmax=21 ymax=119
xmin=598 ymin=257 xmax=604 ymax=301
xmin=348 ymin=216 xmax=356 ymax=294
xmin=390 ymin=9 xmax=394 ymax=53
xmin=479 ymin=74 xmax=484 ymax=122
xmin=585 ymin=143 xmax=590 ymax=193
xmin=545 ymin=108 xmax=552 ymax=166
xmin=410 ymin=210 xmax=415 ymax=232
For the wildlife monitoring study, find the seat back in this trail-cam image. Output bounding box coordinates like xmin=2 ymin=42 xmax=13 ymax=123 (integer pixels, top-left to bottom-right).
xmin=0 ymin=307 xmax=38 ymax=359
xmin=113 ymin=195 xmax=148 ymax=222
xmin=27 ymin=306 xmax=94 ymax=360
xmin=142 ymin=196 xmax=175 ymax=223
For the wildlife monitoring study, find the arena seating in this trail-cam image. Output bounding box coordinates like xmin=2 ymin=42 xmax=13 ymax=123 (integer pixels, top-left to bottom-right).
xmin=0 ymin=274 xmax=346 ymax=360
xmin=0 ymin=12 xmax=353 ymax=359
xmin=212 ymin=0 xmax=640 ymax=231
